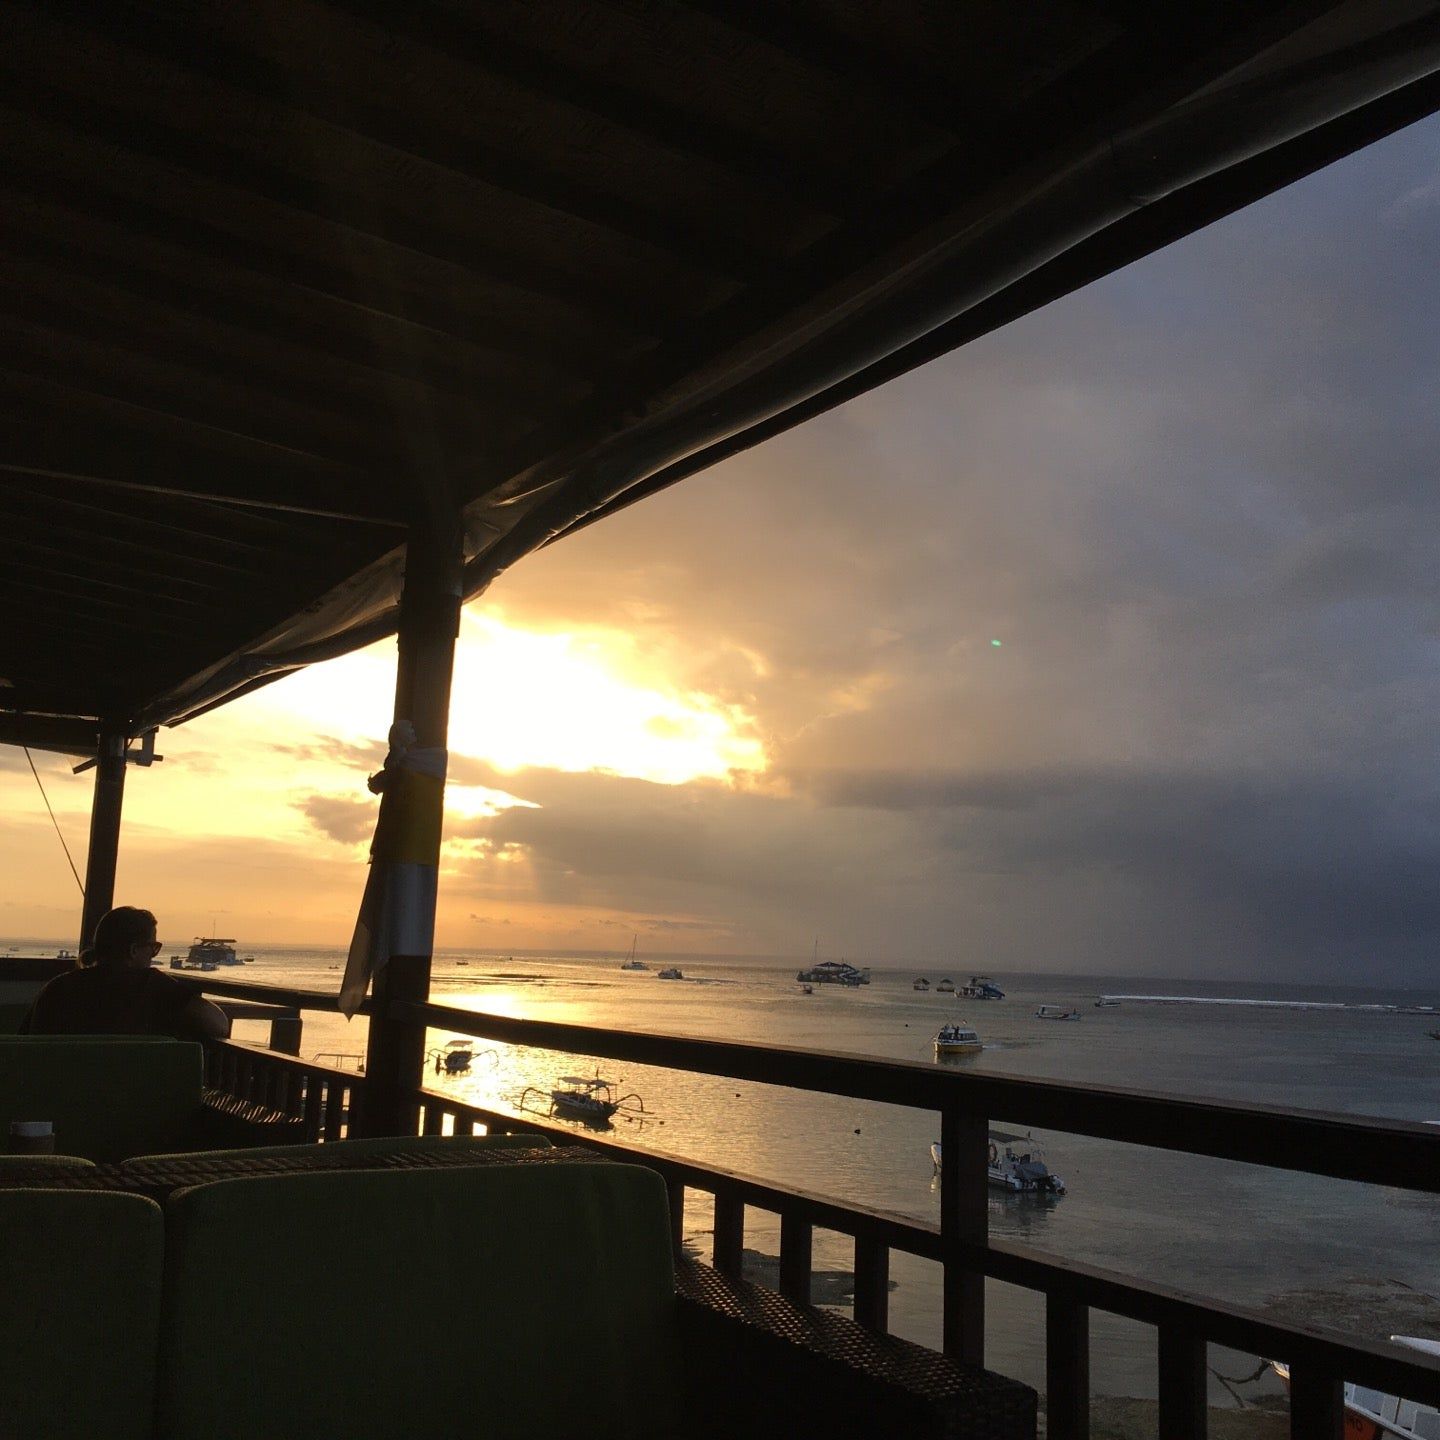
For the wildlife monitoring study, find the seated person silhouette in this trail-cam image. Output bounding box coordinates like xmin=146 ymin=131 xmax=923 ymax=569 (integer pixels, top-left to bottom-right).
xmin=21 ymin=906 xmax=230 ymax=1041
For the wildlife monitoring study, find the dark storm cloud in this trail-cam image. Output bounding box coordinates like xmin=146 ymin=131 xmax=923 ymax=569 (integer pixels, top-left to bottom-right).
xmin=444 ymin=118 xmax=1440 ymax=978
xmin=299 ymin=793 xmax=375 ymax=847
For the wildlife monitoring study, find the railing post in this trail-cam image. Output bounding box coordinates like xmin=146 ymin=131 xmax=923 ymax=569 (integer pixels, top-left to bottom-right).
xmin=713 ymin=1192 xmax=745 ymax=1277
xmin=268 ymin=1013 xmax=302 ymax=1055
xmin=1288 ymin=1364 xmax=1344 ymax=1440
xmin=941 ymin=1104 xmax=987 ymax=1365
xmin=853 ymin=1235 xmax=889 ymax=1333
xmin=1157 ymin=1325 xmax=1207 ymax=1440
xmin=779 ymin=1214 xmax=813 ymax=1305
xmin=357 ymin=503 xmax=462 ymax=1137
xmin=1046 ymin=1293 xmax=1090 ymax=1440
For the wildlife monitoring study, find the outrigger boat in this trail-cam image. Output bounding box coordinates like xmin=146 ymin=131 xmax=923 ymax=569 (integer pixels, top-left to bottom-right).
xmin=521 ymin=1076 xmax=646 ymax=1129
xmin=427 ymin=1040 xmax=496 ymax=1076
xmin=913 ymin=977 xmax=930 ymax=991
xmin=1270 ymin=1339 xmax=1440 ymax=1437
xmin=931 ymin=1131 xmax=1067 ymax=1196
xmin=935 ymin=978 xmax=955 ymax=994
xmin=934 ymin=1023 xmax=983 ymax=1056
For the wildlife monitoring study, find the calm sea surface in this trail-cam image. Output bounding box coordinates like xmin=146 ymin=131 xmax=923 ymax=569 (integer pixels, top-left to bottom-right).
xmin=41 ymin=943 xmax=1440 ymax=1403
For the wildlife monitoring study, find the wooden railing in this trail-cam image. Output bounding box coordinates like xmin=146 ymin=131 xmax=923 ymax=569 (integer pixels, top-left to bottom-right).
xmin=204 ymin=1040 xmax=361 ymax=1144
xmin=191 ymin=978 xmax=1440 ymax=1440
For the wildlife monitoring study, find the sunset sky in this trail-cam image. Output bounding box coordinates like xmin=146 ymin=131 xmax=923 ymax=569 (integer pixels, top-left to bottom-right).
xmin=4 ymin=116 xmax=1438 ymax=984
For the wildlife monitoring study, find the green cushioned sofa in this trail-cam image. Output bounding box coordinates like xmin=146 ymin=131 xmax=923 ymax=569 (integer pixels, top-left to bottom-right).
xmin=0 ymin=1038 xmax=301 ymax=1161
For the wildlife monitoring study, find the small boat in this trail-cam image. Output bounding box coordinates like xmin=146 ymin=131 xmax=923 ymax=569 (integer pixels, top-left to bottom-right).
xmin=934 ymin=1023 xmax=982 ymax=1056
xmin=960 ymin=975 xmax=1005 ymax=1000
xmin=184 ymin=936 xmax=243 ymax=967
xmin=913 ymin=977 xmax=930 ymax=991
xmin=619 ymin=936 xmax=649 ymax=971
xmin=242 ymin=956 xmax=255 ymax=963
xmin=1035 ymin=1005 xmax=1082 ymax=1021
xmin=936 ymin=978 xmax=956 ymax=994
xmin=799 ymin=983 xmax=813 ymax=995
xmin=931 ymin=1131 xmax=1067 ymax=1195
xmin=796 ymin=960 xmax=870 ymax=986
xmin=1270 ymin=1338 xmax=1440 ymax=1437
xmin=1094 ymin=996 xmax=1120 ymax=1007
xmin=521 ymin=1075 xmax=644 ymax=1129
xmin=55 ymin=948 xmax=76 ymax=964
xmin=657 ymin=967 xmax=683 ymax=980
xmin=428 ymin=1039 xmax=492 ymax=1076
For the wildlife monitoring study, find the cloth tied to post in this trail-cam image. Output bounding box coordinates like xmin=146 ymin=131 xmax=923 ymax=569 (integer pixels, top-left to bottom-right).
xmin=339 ymin=721 xmax=447 ymax=1018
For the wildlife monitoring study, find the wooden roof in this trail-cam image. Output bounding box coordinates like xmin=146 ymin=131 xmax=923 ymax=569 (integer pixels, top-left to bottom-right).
xmin=3 ymin=1 xmax=1439 ymax=754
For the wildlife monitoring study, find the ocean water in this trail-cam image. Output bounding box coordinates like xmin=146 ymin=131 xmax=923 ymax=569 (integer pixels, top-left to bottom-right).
xmin=27 ymin=942 xmax=1440 ymax=1403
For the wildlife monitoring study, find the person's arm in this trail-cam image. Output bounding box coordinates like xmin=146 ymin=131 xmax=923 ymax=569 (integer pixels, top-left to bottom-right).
xmin=180 ymin=994 xmax=231 ymax=1040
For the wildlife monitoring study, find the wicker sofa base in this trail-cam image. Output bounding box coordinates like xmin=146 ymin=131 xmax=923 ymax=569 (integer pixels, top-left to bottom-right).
xmin=675 ymin=1258 xmax=1036 ymax=1439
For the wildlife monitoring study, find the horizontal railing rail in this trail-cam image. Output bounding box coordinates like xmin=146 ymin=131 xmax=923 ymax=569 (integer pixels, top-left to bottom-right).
xmin=187 ymin=976 xmax=1440 ymax=1439
xmin=396 ymin=998 xmax=1440 ymax=1192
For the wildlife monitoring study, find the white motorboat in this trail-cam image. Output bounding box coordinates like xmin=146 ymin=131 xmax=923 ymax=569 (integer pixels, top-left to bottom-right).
xmin=960 ymin=975 xmax=1005 ymax=1000
xmin=656 ymin=966 xmax=683 ymax=980
xmin=1270 ymin=1339 xmax=1440 ymax=1438
xmin=1035 ymin=1005 xmax=1082 ymax=1021
xmin=930 ymin=1131 xmax=1067 ymax=1195
xmin=934 ymin=1023 xmax=983 ymax=1056
xmin=796 ymin=960 xmax=870 ymax=986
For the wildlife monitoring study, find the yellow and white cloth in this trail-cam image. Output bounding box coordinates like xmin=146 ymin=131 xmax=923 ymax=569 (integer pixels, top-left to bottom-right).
xmin=339 ymin=722 xmax=447 ymax=1018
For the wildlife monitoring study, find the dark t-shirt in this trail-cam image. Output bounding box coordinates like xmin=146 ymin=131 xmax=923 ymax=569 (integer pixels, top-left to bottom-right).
xmin=20 ymin=966 xmax=200 ymax=1039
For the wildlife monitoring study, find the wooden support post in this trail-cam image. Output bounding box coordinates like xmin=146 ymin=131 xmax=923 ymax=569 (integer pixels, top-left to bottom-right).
xmin=78 ymin=728 xmax=127 ymax=949
xmin=852 ymin=1234 xmax=889 ymax=1333
xmin=779 ymin=1214 xmax=813 ymax=1305
xmin=268 ymin=1014 xmax=302 ymax=1055
xmin=1046 ymin=1293 xmax=1090 ymax=1440
xmin=941 ymin=1105 xmax=987 ymax=1366
xmin=1288 ymin=1365 xmax=1344 ymax=1440
xmin=1157 ymin=1325 xmax=1207 ymax=1440
xmin=713 ymin=1192 xmax=745 ymax=1276
xmin=360 ymin=506 xmax=463 ymax=1136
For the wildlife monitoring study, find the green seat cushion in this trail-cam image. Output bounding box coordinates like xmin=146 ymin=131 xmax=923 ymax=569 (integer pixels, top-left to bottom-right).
xmin=158 ymin=1164 xmax=681 ymax=1439
xmin=0 ymin=1190 xmax=164 ymax=1440
xmin=0 ymin=1038 xmax=203 ymax=1162
xmin=0 ymin=1002 xmax=32 ymax=1034
xmin=124 ymin=1130 xmax=553 ymax=1164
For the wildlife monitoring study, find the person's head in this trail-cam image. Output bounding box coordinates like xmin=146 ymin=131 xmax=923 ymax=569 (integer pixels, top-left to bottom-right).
xmin=87 ymin=907 xmax=160 ymax=970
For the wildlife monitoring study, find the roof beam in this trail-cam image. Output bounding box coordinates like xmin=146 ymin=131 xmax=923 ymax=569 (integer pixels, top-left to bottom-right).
xmin=26 ymin=0 xmax=782 ymax=282
xmin=0 ymin=98 xmax=702 ymax=334
xmin=0 ymin=713 xmax=102 ymax=757
xmin=325 ymin=0 xmax=857 ymax=217
xmin=2 ymin=181 xmax=636 ymax=375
